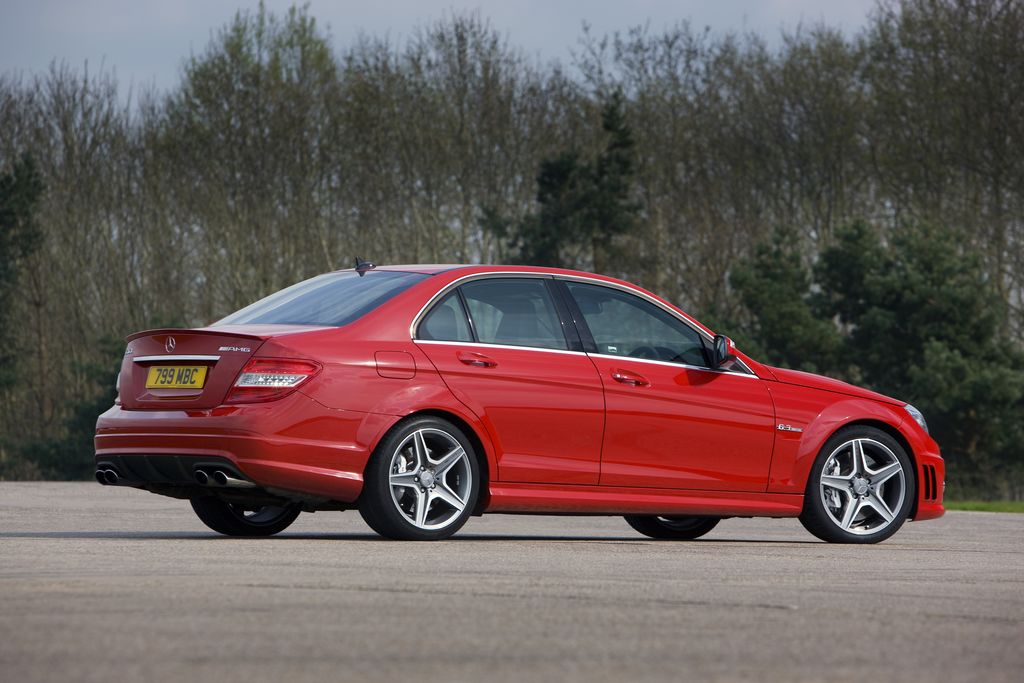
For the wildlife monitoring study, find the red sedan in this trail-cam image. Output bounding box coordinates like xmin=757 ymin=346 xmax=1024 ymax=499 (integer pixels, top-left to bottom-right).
xmin=94 ymin=264 xmax=944 ymax=542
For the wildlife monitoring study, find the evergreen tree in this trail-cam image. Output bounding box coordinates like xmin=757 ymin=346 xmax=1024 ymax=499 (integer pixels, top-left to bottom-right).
xmin=505 ymin=91 xmax=640 ymax=269
xmin=730 ymin=227 xmax=842 ymax=374
xmin=514 ymin=151 xmax=591 ymax=268
xmin=583 ymin=91 xmax=640 ymax=273
xmin=819 ymin=222 xmax=1024 ymax=498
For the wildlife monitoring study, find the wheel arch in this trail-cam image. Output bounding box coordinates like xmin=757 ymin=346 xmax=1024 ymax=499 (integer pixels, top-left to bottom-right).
xmin=771 ymin=397 xmax=913 ymax=496
xmin=364 ymin=407 xmax=494 ymax=515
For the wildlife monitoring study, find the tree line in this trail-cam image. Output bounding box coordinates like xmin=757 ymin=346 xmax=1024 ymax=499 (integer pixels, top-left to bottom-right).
xmin=0 ymin=0 xmax=1021 ymax=498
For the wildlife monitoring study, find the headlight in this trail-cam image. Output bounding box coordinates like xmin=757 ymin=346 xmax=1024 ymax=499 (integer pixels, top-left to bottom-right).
xmin=904 ymin=404 xmax=928 ymax=434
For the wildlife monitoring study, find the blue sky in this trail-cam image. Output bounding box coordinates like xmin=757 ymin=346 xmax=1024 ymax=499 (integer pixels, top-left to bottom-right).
xmin=1 ymin=1 xmax=877 ymax=93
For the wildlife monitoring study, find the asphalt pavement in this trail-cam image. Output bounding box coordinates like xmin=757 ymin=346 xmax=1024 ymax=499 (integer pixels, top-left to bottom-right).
xmin=1 ymin=482 xmax=1022 ymax=682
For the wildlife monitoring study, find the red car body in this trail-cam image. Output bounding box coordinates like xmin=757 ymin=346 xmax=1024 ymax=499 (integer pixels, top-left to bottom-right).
xmin=95 ymin=265 xmax=944 ymax=529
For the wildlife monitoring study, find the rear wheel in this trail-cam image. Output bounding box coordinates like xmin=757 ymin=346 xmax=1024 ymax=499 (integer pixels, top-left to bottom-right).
xmin=359 ymin=416 xmax=480 ymax=541
xmin=799 ymin=426 xmax=914 ymax=544
xmin=624 ymin=515 xmax=720 ymax=540
xmin=190 ymin=497 xmax=300 ymax=537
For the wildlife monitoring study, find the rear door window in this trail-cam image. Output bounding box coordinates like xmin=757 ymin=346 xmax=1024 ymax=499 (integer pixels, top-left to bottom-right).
xmin=459 ymin=278 xmax=568 ymax=350
xmin=419 ymin=292 xmax=473 ymax=342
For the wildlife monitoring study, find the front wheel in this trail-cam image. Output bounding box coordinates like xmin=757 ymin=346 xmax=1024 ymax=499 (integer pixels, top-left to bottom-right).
xmin=190 ymin=497 xmax=301 ymax=537
xmin=359 ymin=416 xmax=480 ymax=541
xmin=799 ymin=426 xmax=915 ymax=544
xmin=624 ymin=515 xmax=721 ymax=540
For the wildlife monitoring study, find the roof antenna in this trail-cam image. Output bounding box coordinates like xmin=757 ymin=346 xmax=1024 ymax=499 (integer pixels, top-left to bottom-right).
xmin=354 ymin=257 xmax=376 ymax=277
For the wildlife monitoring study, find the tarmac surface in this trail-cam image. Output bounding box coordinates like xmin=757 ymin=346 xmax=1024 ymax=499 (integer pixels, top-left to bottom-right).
xmin=1 ymin=482 xmax=1022 ymax=682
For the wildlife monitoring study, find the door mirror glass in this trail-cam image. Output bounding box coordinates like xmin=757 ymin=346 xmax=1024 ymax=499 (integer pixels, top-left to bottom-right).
xmin=712 ymin=334 xmax=737 ymax=370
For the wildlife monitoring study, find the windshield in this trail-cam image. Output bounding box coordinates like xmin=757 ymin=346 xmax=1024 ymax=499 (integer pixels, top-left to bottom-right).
xmin=216 ymin=271 xmax=429 ymax=327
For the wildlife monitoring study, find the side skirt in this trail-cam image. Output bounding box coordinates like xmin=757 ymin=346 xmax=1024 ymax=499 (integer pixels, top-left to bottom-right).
xmin=486 ymin=483 xmax=803 ymax=518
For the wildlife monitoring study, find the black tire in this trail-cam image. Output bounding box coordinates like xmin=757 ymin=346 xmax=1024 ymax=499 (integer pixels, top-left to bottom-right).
xmin=624 ymin=515 xmax=721 ymax=540
xmin=799 ymin=425 xmax=915 ymax=544
xmin=359 ymin=416 xmax=480 ymax=541
xmin=190 ymin=497 xmax=300 ymax=537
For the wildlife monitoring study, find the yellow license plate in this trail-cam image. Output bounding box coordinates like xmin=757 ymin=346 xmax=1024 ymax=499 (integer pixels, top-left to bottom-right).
xmin=145 ymin=366 xmax=208 ymax=389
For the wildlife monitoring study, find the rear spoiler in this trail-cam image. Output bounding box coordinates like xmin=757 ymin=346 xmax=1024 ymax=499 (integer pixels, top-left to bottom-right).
xmin=125 ymin=325 xmax=332 ymax=343
xmin=125 ymin=328 xmax=264 ymax=343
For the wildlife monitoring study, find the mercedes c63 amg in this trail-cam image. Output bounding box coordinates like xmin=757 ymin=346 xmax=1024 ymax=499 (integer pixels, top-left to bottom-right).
xmin=95 ymin=264 xmax=944 ymax=542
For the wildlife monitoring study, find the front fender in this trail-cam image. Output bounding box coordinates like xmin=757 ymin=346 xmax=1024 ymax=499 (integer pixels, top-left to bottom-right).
xmin=766 ymin=384 xmax=909 ymax=494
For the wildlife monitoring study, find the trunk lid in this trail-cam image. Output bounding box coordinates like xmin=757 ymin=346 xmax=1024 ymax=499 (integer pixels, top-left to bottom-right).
xmin=119 ymin=325 xmax=326 ymax=410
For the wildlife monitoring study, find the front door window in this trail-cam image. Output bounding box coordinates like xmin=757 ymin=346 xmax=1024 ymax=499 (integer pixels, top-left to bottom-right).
xmin=565 ymin=281 xmax=708 ymax=367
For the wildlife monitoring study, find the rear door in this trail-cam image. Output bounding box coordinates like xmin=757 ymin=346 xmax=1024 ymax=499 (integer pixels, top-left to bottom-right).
xmin=415 ymin=276 xmax=605 ymax=485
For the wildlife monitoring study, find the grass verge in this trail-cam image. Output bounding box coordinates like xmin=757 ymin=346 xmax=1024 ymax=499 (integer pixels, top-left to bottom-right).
xmin=945 ymin=500 xmax=1024 ymax=513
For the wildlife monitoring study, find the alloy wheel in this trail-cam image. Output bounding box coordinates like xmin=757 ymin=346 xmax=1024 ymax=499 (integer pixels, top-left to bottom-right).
xmin=388 ymin=428 xmax=473 ymax=531
xmin=819 ymin=438 xmax=906 ymax=535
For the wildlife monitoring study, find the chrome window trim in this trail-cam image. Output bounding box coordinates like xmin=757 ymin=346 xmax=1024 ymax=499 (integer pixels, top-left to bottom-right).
xmin=412 ymin=341 xmax=755 ymax=377
xmin=409 ymin=270 xmax=754 ymax=376
xmin=558 ymin=275 xmax=754 ymax=376
xmin=409 ymin=271 xmax=553 ymax=339
xmin=132 ymin=355 xmax=221 ymax=363
xmin=413 ymin=339 xmax=586 ymax=357
xmin=587 ymin=353 xmax=758 ymax=379
xmin=555 ymin=274 xmax=711 ymax=337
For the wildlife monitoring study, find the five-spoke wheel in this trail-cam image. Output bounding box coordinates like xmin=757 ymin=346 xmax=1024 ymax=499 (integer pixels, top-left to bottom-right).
xmin=800 ymin=426 xmax=915 ymax=543
xmin=360 ymin=417 xmax=480 ymax=540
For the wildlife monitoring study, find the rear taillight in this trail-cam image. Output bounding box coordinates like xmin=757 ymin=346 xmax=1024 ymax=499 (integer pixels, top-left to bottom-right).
xmin=224 ymin=358 xmax=321 ymax=404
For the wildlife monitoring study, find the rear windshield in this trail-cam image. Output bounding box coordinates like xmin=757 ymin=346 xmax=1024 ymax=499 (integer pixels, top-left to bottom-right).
xmin=216 ymin=271 xmax=429 ymax=327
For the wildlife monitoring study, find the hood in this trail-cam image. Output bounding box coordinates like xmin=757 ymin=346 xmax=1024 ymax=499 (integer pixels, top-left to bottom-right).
xmin=766 ymin=366 xmax=904 ymax=406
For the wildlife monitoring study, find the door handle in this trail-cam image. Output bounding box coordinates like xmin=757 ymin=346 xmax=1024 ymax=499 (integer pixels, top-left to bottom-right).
xmin=457 ymin=351 xmax=497 ymax=368
xmin=611 ymin=369 xmax=649 ymax=387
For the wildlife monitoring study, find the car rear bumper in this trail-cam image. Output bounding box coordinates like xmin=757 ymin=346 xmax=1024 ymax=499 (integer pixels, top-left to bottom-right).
xmin=94 ymin=392 xmax=394 ymax=503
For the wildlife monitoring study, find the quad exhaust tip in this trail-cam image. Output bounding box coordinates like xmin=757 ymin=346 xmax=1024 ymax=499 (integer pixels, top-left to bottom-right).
xmin=193 ymin=468 xmax=257 ymax=489
xmin=99 ymin=465 xmax=255 ymax=489
xmin=213 ymin=470 xmax=257 ymax=488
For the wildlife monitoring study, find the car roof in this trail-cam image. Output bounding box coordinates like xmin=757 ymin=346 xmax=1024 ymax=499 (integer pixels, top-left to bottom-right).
xmin=365 ymin=264 xmax=630 ymax=280
xmin=366 ymin=264 xmax=470 ymax=274
xmin=363 ymin=264 xmax=674 ymax=299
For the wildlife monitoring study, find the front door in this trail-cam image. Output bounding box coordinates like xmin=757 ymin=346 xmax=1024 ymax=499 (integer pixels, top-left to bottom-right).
xmin=562 ymin=280 xmax=776 ymax=492
xmin=416 ymin=277 xmax=605 ymax=485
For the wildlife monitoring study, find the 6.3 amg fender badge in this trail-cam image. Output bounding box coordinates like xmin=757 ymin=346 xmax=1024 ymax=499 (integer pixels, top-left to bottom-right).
xmin=777 ymin=423 xmax=803 ymax=433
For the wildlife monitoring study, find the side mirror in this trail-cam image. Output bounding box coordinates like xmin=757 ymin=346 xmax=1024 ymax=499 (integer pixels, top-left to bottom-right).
xmin=712 ymin=334 xmax=737 ymax=370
